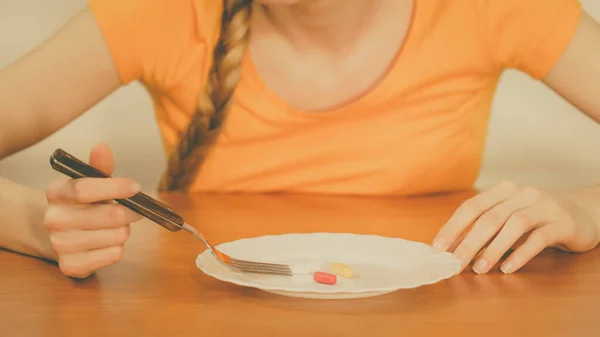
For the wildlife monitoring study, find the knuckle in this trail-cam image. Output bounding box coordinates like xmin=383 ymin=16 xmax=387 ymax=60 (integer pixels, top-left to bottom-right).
xmin=478 ymin=210 xmax=504 ymax=229
xmin=58 ymin=262 xmax=75 ymax=276
xmin=45 ymin=187 xmax=58 ymax=203
xmin=497 ymin=180 xmax=519 ymax=193
xmin=43 ymin=207 xmax=61 ymax=231
xmin=459 ymin=198 xmax=482 ymax=218
xmin=108 ymin=205 xmax=127 ymax=225
xmin=45 ymin=178 xmax=66 ymax=202
xmin=509 ymin=211 xmax=532 ymax=231
xmin=109 ymin=246 xmax=125 ymax=264
xmin=58 ymin=262 xmax=88 ymax=279
xmin=70 ymin=180 xmax=86 ymax=202
xmin=49 ymin=235 xmax=62 ymax=252
xmin=114 ymin=226 xmax=131 ymax=245
xmin=519 ymin=186 xmax=542 ymax=200
xmin=458 ymin=241 xmax=478 ymax=256
xmin=49 ymin=235 xmax=75 ymax=253
xmin=530 ymin=230 xmax=551 ymax=246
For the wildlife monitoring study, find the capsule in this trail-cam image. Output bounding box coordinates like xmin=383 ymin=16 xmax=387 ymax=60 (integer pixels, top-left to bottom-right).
xmin=331 ymin=263 xmax=354 ymax=278
xmin=313 ymin=272 xmax=337 ymax=285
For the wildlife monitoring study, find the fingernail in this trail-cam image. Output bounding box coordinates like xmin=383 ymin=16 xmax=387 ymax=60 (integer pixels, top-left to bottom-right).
xmin=501 ymin=261 xmax=514 ymax=274
xmin=130 ymin=183 xmax=141 ymax=193
xmin=433 ymin=237 xmax=445 ymax=251
xmin=473 ymin=259 xmax=488 ymax=274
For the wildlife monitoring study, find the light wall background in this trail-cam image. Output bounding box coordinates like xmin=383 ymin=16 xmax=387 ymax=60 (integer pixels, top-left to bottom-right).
xmin=1 ymin=0 xmax=599 ymax=193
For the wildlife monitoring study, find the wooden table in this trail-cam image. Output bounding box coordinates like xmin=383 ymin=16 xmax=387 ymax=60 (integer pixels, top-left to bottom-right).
xmin=1 ymin=191 xmax=599 ymax=337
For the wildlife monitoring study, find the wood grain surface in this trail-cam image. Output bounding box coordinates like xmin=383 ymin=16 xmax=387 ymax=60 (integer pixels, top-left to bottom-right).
xmin=1 ymin=191 xmax=598 ymax=337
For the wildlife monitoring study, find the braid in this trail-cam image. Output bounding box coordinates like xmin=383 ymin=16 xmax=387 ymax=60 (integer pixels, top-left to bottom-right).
xmin=159 ymin=0 xmax=253 ymax=191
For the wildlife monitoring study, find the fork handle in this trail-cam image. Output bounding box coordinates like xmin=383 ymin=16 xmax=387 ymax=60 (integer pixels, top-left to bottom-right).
xmin=49 ymin=148 xmax=184 ymax=232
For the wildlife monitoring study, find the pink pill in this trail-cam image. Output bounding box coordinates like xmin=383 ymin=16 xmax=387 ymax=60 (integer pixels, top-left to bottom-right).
xmin=313 ymin=272 xmax=337 ymax=285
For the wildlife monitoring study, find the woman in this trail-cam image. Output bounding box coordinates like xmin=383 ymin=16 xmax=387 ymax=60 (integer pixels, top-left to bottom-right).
xmin=0 ymin=0 xmax=599 ymax=278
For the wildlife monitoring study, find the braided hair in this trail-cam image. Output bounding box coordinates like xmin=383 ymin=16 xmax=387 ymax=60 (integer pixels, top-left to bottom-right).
xmin=159 ymin=0 xmax=253 ymax=191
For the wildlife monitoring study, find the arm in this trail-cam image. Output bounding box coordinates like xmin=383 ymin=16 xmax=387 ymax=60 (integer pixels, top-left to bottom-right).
xmin=543 ymin=10 xmax=600 ymax=122
xmin=0 ymin=7 xmax=122 ymax=258
xmin=432 ymin=8 xmax=600 ymax=275
xmin=0 ymin=6 xmax=120 ymax=159
xmin=542 ymin=9 xmax=600 ymax=233
xmin=0 ymin=177 xmax=54 ymax=260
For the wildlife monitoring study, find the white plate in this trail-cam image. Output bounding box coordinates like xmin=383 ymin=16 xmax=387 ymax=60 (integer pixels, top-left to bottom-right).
xmin=195 ymin=233 xmax=461 ymax=299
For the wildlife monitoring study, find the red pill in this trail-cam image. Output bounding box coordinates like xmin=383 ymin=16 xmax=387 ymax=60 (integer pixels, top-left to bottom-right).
xmin=313 ymin=272 xmax=337 ymax=285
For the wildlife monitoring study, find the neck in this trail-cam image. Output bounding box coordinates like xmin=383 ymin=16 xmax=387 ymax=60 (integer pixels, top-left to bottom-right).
xmin=256 ymin=0 xmax=384 ymax=53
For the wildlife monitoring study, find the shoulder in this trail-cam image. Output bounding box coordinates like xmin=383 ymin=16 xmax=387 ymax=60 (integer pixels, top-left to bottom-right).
xmin=473 ymin=0 xmax=582 ymax=25
xmin=478 ymin=0 xmax=582 ymax=77
xmin=426 ymin=0 xmax=582 ymax=27
xmin=414 ymin=0 xmax=582 ymax=78
xmin=87 ymin=0 xmax=222 ymax=84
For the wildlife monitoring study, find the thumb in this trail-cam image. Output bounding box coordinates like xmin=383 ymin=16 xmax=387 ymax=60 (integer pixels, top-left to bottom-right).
xmin=88 ymin=142 xmax=115 ymax=175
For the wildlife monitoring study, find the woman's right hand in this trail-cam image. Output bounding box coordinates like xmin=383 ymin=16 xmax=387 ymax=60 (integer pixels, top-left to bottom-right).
xmin=43 ymin=143 xmax=143 ymax=278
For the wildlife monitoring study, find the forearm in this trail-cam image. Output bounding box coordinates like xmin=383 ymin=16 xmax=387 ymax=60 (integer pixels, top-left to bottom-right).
xmin=0 ymin=176 xmax=55 ymax=260
xmin=0 ymin=7 xmax=120 ymax=159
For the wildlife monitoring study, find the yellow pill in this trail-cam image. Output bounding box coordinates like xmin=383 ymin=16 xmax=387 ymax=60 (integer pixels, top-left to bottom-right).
xmin=331 ymin=263 xmax=353 ymax=278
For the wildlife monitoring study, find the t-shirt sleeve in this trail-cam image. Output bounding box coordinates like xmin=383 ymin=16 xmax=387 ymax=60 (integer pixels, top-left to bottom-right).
xmin=88 ymin=0 xmax=198 ymax=84
xmin=485 ymin=0 xmax=583 ymax=79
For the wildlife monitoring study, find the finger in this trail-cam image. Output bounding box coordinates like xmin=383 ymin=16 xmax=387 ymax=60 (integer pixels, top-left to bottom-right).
xmin=472 ymin=201 xmax=553 ymax=274
xmin=452 ymin=187 xmax=541 ymax=271
xmin=44 ymin=203 xmax=142 ymax=231
xmin=447 ymin=231 xmax=468 ymax=252
xmin=46 ymin=176 xmax=140 ymax=204
xmin=500 ymin=225 xmax=559 ymax=274
xmin=58 ymin=246 xmax=125 ymax=279
xmin=447 ymin=232 xmax=486 ymax=267
xmin=50 ymin=226 xmax=131 ymax=253
xmin=89 ymin=142 xmax=115 ymax=176
xmin=433 ymin=181 xmax=518 ymax=251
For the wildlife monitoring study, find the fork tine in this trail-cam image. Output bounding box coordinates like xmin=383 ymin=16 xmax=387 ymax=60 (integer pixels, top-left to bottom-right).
xmin=236 ymin=266 xmax=293 ymax=275
xmin=230 ymin=260 xmax=292 ymax=271
xmin=230 ymin=258 xmax=290 ymax=269
xmin=234 ymin=263 xmax=291 ymax=272
xmin=231 ymin=264 xmax=291 ymax=272
xmin=184 ymin=224 xmax=293 ymax=275
xmin=232 ymin=265 xmax=292 ymax=274
xmin=240 ymin=270 xmax=291 ymax=276
xmin=210 ymin=250 xmax=293 ymax=275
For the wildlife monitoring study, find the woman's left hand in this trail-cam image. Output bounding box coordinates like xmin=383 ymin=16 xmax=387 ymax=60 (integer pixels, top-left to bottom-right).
xmin=433 ymin=181 xmax=599 ymax=274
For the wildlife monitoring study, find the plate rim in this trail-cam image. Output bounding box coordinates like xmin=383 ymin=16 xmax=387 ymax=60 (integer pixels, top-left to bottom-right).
xmin=195 ymin=232 xmax=461 ymax=294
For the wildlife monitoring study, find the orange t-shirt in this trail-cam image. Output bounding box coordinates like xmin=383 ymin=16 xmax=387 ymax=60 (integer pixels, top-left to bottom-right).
xmin=88 ymin=0 xmax=582 ymax=196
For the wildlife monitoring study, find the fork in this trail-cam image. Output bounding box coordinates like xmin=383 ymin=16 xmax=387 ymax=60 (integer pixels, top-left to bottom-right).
xmin=49 ymin=148 xmax=293 ymax=276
